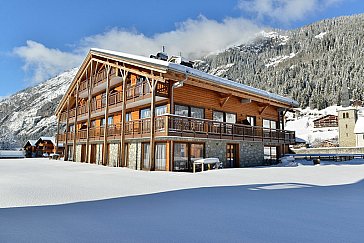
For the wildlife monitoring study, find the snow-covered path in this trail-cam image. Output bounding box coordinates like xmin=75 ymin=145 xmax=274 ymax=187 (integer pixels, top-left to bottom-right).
xmin=1 ymin=158 xmax=364 ymax=242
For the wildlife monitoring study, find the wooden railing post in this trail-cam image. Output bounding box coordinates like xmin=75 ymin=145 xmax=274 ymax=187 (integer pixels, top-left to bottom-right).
xmin=120 ymin=69 xmax=128 ymax=167
xmin=103 ymin=66 xmax=111 ymax=166
xmin=72 ymin=81 xmax=79 ymax=162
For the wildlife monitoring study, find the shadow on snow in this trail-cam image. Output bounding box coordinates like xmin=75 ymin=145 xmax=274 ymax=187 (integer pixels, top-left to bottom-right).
xmin=1 ymin=180 xmax=364 ymax=243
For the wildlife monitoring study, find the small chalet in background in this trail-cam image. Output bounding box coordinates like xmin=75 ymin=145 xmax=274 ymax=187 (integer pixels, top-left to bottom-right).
xmin=23 ymin=140 xmax=37 ymax=158
xmin=23 ymin=137 xmax=64 ymax=158
xmin=313 ymin=115 xmax=338 ymax=128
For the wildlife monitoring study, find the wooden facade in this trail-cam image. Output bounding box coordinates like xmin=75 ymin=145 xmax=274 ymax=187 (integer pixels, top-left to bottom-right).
xmin=55 ymin=49 xmax=298 ymax=171
xmin=313 ymin=115 xmax=338 ymax=128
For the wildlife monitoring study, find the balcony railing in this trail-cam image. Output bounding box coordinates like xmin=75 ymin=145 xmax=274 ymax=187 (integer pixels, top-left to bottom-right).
xmin=60 ymin=81 xmax=170 ymax=122
xmin=58 ymin=114 xmax=295 ymax=144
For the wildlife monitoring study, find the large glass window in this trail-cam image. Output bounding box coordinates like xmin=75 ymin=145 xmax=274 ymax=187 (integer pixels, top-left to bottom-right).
xmin=175 ymin=105 xmax=204 ymax=119
xmin=191 ymin=107 xmax=204 ymax=119
xmin=156 ymin=105 xmax=167 ymax=116
xmin=226 ymin=113 xmax=236 ymax=123
xmin=143 ymin=143 xmax=150 ymax=169
xmin=264 ymin=146 xmax=277 ymax=164
xmin=213 ymin=111 xmax=236 ymax=123
xmin=174 ymin=143 xmax=188 ymax=171
xmin=155 ymin=143 xmax=166 ymax=170
xmin=173 ymin=143 xmax=204 ymax=171
xmin=263 ymin=119 xmax=277 ymax=129
xmin=140 ymin=108 xmax=151 ymax=119
xmin=175 ymin=105 xmax=189 ymax=117
xmin=213 ymin=111 xmax=224 ymax=122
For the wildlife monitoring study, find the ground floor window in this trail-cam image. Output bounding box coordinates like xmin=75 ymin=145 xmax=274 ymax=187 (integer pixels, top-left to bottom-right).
xmin=173 ymin=142 xmax=204 ymax=171
xmin=142 ymin=143 xmax=150 ymax=169
xmin=155 ymin=143 xmax=166 ymax=170
xmin=264 ymin=146 xmax=277 ymax=164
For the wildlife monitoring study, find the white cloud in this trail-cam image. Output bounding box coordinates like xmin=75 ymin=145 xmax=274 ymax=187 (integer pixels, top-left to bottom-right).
xmin=79 ymin=16 xmax=263 ymax=59
xmin=13 ymin=41 xmax=83 ymax=83
xmin=14 ymin=16 xmax=263 ymax=83
xmin=238 ymin=0 xmax=342 ymax=24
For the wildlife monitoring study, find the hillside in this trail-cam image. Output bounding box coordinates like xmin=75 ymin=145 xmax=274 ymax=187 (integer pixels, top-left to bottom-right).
xmin=195 ymin=14 xmax=364 ymax=109
xmin=0 ymin=68 xmax=78 ymax=148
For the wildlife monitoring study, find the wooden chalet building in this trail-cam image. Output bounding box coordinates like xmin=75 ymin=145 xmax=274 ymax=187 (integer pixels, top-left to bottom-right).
xmin=313 ymin=115 xmax=338 ymax=128
xmin=55 ymin=48 xmax=299 ymax=171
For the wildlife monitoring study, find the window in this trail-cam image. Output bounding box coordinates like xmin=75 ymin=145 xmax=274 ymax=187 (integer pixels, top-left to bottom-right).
xmin=155 ymin=143 xmax=166 ymax=170
xmin=191 ymin=107 xmax=204 ymax=119
xmin=140 ymin=108 xmax=151 ymax=119
xmin=264 ymin=146 xmax=277 ymax=163
xmin=213 ymin=111 xmax=236 ymax=123
xmin=100 ymin=118 xmax=106 ymax=127
xmin=213 ymin=111 xmax=224 ymax=122
xmin=91 ymin=120 xmax=96 ymax=127
xmin=69 ymin=124 xmax=74 ymax=132
xmin=173 ymin=143 xmax=204 ymax=171
xmin=175 ymin=105 xmax=189 ymax=117
xmin=226 ymin=113 xmax=236 ymax=123
xmin=263 ymin=119 xmax=277 ymax=129
xmin=101 ymin=93 xmax=106 ymax=106
xmin=108 ymin=116 xmax=114 ymax=125
xmin=141 ymin=105 xmax=166 ymax=119
xmin=125 ymin=112 xmax=131 ymax=122
xmin=156 ymin=105 xmax=167 ymax=116
xmin=175 ymin=105 xmax=204 ymax=119
xmin=247 ymin=116 xmax=256 ymax=126
xmin=174 ymin=143 xmax=188 ymax=171
xmin=142 ymin=143 xmax=150 ymax=169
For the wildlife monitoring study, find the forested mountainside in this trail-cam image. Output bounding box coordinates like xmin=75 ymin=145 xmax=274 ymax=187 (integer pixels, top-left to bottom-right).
xmin=195 ymin=14 xmax=364 ymax=109
xmin=1 ymin=14 xmax=363 ymax=149
xmin=0 ymin=68 xmax=77 ymax=149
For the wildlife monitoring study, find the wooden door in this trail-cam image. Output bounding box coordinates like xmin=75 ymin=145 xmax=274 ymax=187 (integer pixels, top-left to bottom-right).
xmin=226 ymin=144 xmax=239 ymax=168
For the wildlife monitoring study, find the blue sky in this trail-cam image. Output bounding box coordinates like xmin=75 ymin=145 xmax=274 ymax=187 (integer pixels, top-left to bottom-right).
xmin=0 ymin=0 xmax=363 ymax=97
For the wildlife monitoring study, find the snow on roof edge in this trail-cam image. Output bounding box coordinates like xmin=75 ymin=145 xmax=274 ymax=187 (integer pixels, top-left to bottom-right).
xmin=91 ymin=48 xmax=299 ymax=108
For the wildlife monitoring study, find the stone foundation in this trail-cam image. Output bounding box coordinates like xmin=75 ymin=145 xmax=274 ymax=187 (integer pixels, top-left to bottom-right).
xmin=128 ymin=142 xmax=142 ymax=170
xmin=108 ymin=143 xmax=119 ymax=167
xmin=75 ymin=144 xmax=82 ymax=162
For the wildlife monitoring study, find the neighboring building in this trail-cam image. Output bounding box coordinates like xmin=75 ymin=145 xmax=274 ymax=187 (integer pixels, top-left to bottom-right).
xmin=35 ymin=137 xmax=56 ymax=157
xmin=55 ymin=48 xmax=298 ymax=171
xmin=313 ymin=115 xmax=338 ymax=128
xmin=23 ymin=140 xmax=37 ymax=157
xmin=23 ymin=137 xmax=64 ymax=157
xmin=337 ymin=107 xmax=364 ymax=147
xmin=354 ymin=116 xmax=364 ymax=147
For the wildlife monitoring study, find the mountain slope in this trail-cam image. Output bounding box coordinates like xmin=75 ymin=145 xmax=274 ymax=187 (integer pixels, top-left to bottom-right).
xmin=0 ymin=68 xmax=78 ymax=148
xmin=195 ymin=14 xmax=364 ymax=109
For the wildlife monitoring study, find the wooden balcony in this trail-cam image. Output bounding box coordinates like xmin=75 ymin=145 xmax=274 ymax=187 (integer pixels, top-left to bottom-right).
xmin=58 ymin=115 xmax=295 ymax=145
xmin=59 ymin=80 xmax=169 ymax=123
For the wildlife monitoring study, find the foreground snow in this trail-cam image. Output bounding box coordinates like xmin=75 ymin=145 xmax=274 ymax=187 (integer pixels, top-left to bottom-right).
xmin=1 ymin=158 xmax=364 ymax=242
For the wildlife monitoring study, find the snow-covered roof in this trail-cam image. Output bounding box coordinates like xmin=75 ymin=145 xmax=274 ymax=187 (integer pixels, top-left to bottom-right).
xmin=24 ymin=140 xmax=37 ymax=147
xmin=91 ymin=48 xmax=299 ymax=108
xmin=354 ymin=117 xmax=364 ymax=134
xmin=37 ymin=137 xmax=56 ymax=145
xmin=295 ymin=137 xmax=307 ymax=143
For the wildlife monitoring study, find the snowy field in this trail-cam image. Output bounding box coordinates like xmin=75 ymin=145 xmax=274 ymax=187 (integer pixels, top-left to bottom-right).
xmin=1 ymin=158 xmax=364 ymax=242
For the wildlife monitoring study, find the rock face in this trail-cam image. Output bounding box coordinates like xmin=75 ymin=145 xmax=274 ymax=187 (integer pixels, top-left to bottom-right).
xmin=0 ymin=68 xmax=78 ymax=149
xmin=195 ymin=14 xmax=364 ymax=109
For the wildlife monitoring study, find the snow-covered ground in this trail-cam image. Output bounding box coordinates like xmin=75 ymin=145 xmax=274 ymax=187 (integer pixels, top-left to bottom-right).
xmin=1 ymin=158 xmax=364 ymax=242
xmin=286 ymin=106 xmax=339 ymax=144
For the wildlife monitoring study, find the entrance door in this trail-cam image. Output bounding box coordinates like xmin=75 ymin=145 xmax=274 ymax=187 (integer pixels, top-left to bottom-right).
xmin=226 ymin=144 xmax=238 ymax=168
